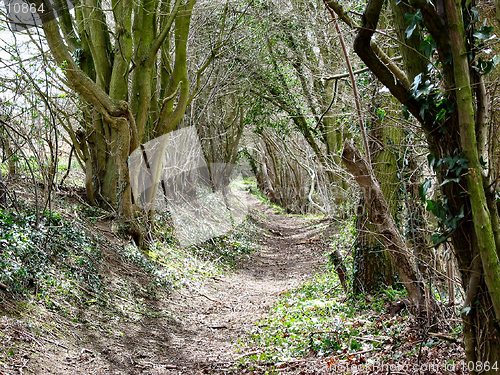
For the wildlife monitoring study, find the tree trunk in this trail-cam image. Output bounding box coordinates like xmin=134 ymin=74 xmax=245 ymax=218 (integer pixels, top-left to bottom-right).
xmin=342 ymin=142 xmax=431 ymax=317
xmin=35 ymin=0 xmax=197 ymax=222
xmin=332 ymin=0 xmax=500 ymax=365
xmin=353 ymin=199 xmax=395 ymax=294
xmin=353 ymin=102 xmax=400 ymax=294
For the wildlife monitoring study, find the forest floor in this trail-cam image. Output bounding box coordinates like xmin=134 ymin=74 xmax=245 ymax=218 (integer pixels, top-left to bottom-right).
xmin=0 ymin=183 xmax=467 ymax=374
xmin=159 ymin=199 xmax=331 ymax=373
xmin=1 ymin=193 xmax=336 ymax=374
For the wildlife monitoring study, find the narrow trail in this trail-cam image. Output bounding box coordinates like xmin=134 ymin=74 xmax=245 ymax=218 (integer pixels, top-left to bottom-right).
xmin=162 ymin=199 xmax=330 ymax=373
xmin=24 ymin=197 xmax=332 ymax=375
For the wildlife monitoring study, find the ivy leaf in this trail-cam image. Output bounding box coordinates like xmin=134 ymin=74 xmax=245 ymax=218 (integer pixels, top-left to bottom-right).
xmin=404 ymin=10 xmax=423 ymax=39
xmin=434 ymin=108 xmax=447 ymax=123
xmin=419 ymin=36 xmax=436 ymax=59
xmin=446 ymin=205 xmax=465 ymax=230
xmin=473 ymin=25 xmax=494 ymax=41
xmin=406 ymin=23 xmax=418 ymax=39
xmin=431 ymin=233 xmax=447 ymax=246
xmin=479 ymin=156 xmax=488 ymax=169
xmin=470 ymin=7 xmax=480 ymax=23
xmin=426 ymin=199 xmax=447 ymax=221
xmin=427 ymin=153 xmax=437 ymax=171
xmin=419 ymin=102 xmax=429 ymax=119
xmin=419 ymin=179 xmax=432 ymax=202
xmin=402 ymin=105 xmax=410 ymax=120
xmin=474 ymin=55 xmax=499 ymax=75
xmin=410 ymin=73 xmax=422 ymax=92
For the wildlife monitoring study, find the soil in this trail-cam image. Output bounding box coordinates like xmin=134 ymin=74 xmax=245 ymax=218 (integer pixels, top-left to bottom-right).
xmin=1 ymin=196 xmax=331 ymax=374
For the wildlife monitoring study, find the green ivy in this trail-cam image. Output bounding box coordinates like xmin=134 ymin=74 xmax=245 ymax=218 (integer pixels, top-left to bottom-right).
xmin=419 ymin=152 xmax=469 ymax=245
xmin=0 ymin=208 xmax=102 ymax=298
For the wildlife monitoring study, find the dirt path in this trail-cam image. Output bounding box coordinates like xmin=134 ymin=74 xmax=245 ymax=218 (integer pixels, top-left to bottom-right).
xmin=160 ymin=199 xmax=329 ymax=373
xmin=9 ymin=197 xmax=330 ymax=375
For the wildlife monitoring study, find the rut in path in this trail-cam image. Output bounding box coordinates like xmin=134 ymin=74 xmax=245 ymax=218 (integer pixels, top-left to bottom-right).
xmin=162 ymin=199 xmax=331 ymax=373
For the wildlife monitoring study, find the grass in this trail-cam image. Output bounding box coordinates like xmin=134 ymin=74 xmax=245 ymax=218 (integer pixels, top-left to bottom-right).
xmin=238 ymin=263 xmax=410 ymax=371
xmin=242 ymin=177 xmax=285 ymax=214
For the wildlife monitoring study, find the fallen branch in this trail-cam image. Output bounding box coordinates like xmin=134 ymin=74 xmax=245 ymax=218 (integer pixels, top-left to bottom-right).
xmin=428 ymin=332 xmax=461 ymax=344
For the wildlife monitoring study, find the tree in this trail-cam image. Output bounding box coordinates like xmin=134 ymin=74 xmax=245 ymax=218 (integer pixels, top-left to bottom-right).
xmin=329 ymin=0 xmax=500 ymax=366
xmin=30 ymin=0 xmax=239 ymax=223
xmin=323 ymin=7 xmax=402 ymax=294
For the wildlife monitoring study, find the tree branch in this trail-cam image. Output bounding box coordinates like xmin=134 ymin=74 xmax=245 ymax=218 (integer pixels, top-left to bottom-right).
xmin=324 ymin=56 xmax=402 ymax=81
xmin=36 ymin=13 xmax=128 ymax=118
xmin=148 ymin=0 xmax=182 ymax=64
xmin=353 ymin=0 xmax=423 ymax=123
xmin=324 ymin=0 xmax=358 ymax=28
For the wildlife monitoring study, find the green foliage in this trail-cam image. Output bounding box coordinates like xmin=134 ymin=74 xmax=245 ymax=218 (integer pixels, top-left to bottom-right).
xmin=470 ymin=21 xmax=498 ymax=75
xmin=116 ymin=243 xmax=175 ymax=290
xmin=419 ymin=35 xmax=436 ymax=59
xmin=375 ymin=107 xmax=386 ymax=121
xmin=403 ymin=9 xmax=423 ymax=39
xmin=117 ymin=207 xmax=259 ymax=291
xmin=239 ymin=269 xmax=409 ymax=367
xmin=474 ymin=55 xmax=499 ymax=75
xmin=409 ymin=70 xmax=453 ymax=126
xmin=382 ymin=286 xmax=407 ymax=302
xmin=79 ymin=204 xmax=112 ymax=223
xmin=419 ymin=152 xmax=469 ymax=245
xmin=241 ymin=271 xmax=351 ymax=363
xmin=427 ymin=153 xmax=469 ymax=184
xmin=473 ymin=25 xmax=495 ymax=41
xmin=0 ymin=208 xmax=102 ymax=302
xmin=189 ymin=220 xmax=256 ymax=269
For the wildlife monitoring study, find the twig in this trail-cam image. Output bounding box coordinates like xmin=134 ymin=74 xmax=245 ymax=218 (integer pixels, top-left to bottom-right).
xmin=195 ymin=291 xmax=225 ymax=306
xmin=324 ymin=4 xmax=372 ymax=170
xmin=21 ymin=329 xmax=68 ymax=350
xmin=352 ymin=335 xmax=388 ymax=344
xmin=324 ymin=57 xmax=402 ymax=81
xmin=428 ymin=332 xmax=461 ymax=344
xmin=236 ymin=350 xmax=261 ymax=360
xmin=177 ymin=288 xmax=228 ymax=307
xmin=39 ymin=336 xmax=69 ymax=350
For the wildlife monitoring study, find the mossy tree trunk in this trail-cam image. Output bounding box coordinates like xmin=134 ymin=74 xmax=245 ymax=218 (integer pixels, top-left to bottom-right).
xmin=343 ymin=143 xmax=430 ymax=315
xmin=353 ymin=200 xmax=395 ymax=294
xmin=388 ymin=0 xmax=435 ymax=279
xmin=353 ymin=100 xmax=401 ymax=294
xmin=34 ymin=0 xmax=196 ymax=220
xmin=334 ymin=0 xmax=500 ymax=366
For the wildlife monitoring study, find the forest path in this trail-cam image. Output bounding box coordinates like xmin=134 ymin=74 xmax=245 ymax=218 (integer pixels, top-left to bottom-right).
xmin=23 ymin=195 xmax=331 ymax=375
xmin=160 ymin=197 xmax=330 ymax=374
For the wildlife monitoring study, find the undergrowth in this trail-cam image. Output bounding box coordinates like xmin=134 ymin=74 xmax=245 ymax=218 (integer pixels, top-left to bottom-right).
xmin=0 ymin=201 xmax=257 ymax=312
xmin=0 ymin=199 xmax=258 ymax=368
xmin=238 ymin=264 xmax=411 ymax=370
xmin=0 ymin=208 xmax=102 ymax=301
